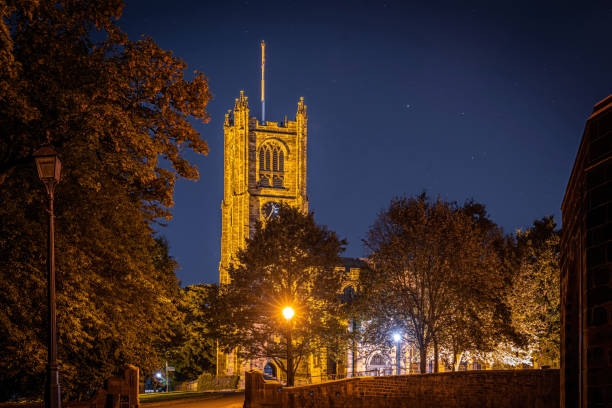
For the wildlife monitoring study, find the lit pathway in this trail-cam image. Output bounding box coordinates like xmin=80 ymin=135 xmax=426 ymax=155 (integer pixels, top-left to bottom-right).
xmin=142 ymin=392 xmax=244 ymax=408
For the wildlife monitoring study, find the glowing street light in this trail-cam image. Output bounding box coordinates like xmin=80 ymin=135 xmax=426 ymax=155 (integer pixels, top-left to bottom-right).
xmin=392 ymin=332 xmax=402 ymax=375
xmin=282 ymin=306 xmax=295 ymax=321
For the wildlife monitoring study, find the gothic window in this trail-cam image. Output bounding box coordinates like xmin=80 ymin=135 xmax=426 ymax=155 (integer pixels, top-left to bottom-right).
xmin=259 ymin=148 xmax=265 ymax=171
xmin=258 ymin=142 xmax=285 ymax=188
xmin=370 ymin=354 xmax=385 ymax=366
xmin=264 ymin=362 xmax=277 ymax=378
xmin=265 ymin=149 xmax=271 ymax=170
xmin=342 ymin=285 xmax=356 ymax=303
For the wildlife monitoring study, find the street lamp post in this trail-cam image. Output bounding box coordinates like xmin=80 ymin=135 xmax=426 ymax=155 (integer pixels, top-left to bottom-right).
xmin=393 ymin=332 xmax=401 ymax=375
xmin=282 ymin=306 xmax=295 ymax=386
xmin=34 ymin=145 xmax=62 ymax=408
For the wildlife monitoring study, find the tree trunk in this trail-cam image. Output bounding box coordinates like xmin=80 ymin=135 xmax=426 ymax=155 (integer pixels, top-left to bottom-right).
xmin=433 ymin=338 xmax=439 ymax=373
xmin=419 ymin=345 xmax=427 ymax=373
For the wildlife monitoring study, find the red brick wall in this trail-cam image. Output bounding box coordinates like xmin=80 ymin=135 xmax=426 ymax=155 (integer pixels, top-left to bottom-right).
xmin=245 ymin=369 xmax=559 ymax=408
xmin=562 ymin=93 xmax=612 ymax=407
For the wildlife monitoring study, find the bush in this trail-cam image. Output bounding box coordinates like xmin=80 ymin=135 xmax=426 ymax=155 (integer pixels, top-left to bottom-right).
xmin=196 ymin=373 xmax=240 ymax=391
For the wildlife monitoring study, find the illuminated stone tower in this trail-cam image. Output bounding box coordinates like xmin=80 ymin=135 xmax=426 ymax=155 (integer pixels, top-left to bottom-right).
xmin=219 ymin=91 xmax=308 ymax=284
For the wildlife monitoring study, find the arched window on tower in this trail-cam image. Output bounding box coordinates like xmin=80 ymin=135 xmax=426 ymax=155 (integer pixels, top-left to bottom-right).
xmin=259 ymin=148 xmax=265 ymax=171
xmin=258 ymin=142 xmax=285 ymax=188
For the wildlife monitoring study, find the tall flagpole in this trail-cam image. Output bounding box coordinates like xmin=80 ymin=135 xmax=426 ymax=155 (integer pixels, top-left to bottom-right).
xmin=261 ymin=40 xmax=265 ymax=123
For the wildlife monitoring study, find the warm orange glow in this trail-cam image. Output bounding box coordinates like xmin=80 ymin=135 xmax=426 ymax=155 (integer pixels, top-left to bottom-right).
xmin=282 ymin=306 xmax=295 ymax=321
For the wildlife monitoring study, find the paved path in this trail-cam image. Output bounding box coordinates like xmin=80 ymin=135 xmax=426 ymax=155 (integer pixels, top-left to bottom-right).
xmin=143 ymin=393 xmax=244 ymax=408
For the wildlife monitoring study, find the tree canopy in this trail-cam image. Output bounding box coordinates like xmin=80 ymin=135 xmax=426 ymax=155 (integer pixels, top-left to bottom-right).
xmin=360 ymin=194 xmax=514 ymax=373
xmin=507 ymin=216 xmax=560 ymax=366
xmin=217 ymin=204 xmax=347 ymax=386
xmin=166 ymin=284 xmax=218 ymax=383
xmin=0 ymin=0 xmax=210 ymax=400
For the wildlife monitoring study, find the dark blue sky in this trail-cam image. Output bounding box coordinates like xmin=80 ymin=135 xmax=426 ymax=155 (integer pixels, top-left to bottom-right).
xmin=120 ymin=0 xmax=612 ymax=286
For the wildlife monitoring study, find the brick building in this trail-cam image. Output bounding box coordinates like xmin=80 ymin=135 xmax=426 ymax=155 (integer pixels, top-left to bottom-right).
xmin=561 ymin=93 xmax=612 ymax=407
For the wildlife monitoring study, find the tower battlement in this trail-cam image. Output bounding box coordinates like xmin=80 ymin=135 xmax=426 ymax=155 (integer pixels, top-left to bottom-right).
xmin=219 ymin=91 xmax=308 ymax=285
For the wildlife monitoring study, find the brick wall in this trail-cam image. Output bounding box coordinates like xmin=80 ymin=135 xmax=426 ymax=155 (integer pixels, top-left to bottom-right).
xmin=562 ymin=93 xmax=612 ymax=407
xmin=244 ymin=369 xmax=559 ymax=408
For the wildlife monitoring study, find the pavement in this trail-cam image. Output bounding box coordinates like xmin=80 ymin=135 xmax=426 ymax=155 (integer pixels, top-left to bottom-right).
xmin=142 ymin=392 xmax=244 ymax=408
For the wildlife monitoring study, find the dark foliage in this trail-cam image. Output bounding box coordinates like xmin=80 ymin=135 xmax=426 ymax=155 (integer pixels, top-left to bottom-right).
xmin=0 ymin=0 xmax=210 ymax=400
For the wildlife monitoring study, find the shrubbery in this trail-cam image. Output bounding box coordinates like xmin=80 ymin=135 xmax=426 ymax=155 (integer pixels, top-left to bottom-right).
xmin=196 ymin=373 xmax=240 ymax=391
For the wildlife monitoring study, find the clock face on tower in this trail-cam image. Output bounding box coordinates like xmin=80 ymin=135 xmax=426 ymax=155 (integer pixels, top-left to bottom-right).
xmin=262 ymin=201 xmax=280 ymax=220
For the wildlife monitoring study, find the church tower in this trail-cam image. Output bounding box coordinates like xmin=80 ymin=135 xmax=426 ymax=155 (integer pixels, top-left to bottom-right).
xmin=219 ymin=92 xmax=308 ymax=284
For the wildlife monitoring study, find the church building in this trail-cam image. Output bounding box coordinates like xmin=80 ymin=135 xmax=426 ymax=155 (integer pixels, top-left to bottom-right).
xmin=217 ymin=43 xmax=413 ymax=384
xmin=219 ymin=91 xmax=308 ymax=285
xmin=217 ymin=89 xmax=411 ymax=382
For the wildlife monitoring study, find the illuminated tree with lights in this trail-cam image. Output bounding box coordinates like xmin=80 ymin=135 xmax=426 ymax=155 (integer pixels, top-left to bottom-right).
xmin=507 ymin=216 xmax=560 ymax=366
xmin=361 ymin=194 xmax=512 ymax=373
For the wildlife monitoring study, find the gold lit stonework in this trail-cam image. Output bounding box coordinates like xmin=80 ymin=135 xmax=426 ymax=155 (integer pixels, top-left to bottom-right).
xmin=217 ymin=93 xmax=409 ymax=383
xmin=219 ymin=91 xmax=308 ymax=285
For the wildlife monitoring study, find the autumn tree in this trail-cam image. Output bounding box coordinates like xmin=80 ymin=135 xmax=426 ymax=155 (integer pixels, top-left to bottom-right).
xmin=507 ymin=216 xmax=561 ymax=366
xmin=434 ymin=204 xmax=518 ymax=371
xmin=217 ymin=204 xmax=347 ymax=386
xmin=0 ymin=0 xmax=210 ymax=400
xmin=361 ymin=194 xmax=511 ymax=373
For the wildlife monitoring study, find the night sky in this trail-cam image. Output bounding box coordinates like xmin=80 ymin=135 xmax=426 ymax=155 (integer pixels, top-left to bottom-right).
xmin=119 ymin=0 xmax=612 ymax=286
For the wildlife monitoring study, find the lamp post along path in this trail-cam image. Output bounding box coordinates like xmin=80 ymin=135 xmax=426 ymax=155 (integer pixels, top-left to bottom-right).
xmin=282 ymin=306 xmax=295 ymax=386
xmin=393 ymin=333 xmax=401 ymax=375
xmin=33 ymin=145 xmax=62 ymax=408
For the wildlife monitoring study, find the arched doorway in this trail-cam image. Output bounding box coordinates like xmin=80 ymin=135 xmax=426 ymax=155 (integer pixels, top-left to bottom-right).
xmin=263 ymin=362 xmax=277 ymax=379
xmin=326 ymin=356 xmax=337 ymax=380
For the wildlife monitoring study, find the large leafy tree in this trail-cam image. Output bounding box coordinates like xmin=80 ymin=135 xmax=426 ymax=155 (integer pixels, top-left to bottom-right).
xmin=218 ymin=204 xmax=347 ymax=386
xmin=0 ymin=0 xmax=210 ymax=400
xmin=435 ymin=204 xmax=518 ymax=371
xmin=507 ymin=216 xmax=560 ymax=366
xmin=167 ymin=284 xmax=218 ymax=383
xmin=361 ymin=194 xmax=512 ymax=373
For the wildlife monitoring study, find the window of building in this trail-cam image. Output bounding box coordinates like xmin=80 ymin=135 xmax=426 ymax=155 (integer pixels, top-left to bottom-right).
xmin=259 ymin=148 xmax=265 ymax=171
xmin=258 ymin=142 xmax=285 ymax=188
xmin=342 ymin=285 xmax=356 ymax=303
xmin=264 ymin=362 xmax=277 ymax=378
xmin=370 ymin=354 xmax=385 ymax=366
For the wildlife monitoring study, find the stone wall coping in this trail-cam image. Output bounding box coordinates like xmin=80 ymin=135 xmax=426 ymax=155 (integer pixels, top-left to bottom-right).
xmin=245 ymin=368 xmax=560 ymax=408
xmin=282 ymin=377 xmax=361 ymax=391
xmin=280 ymin=369 xmax=559 ymax=392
